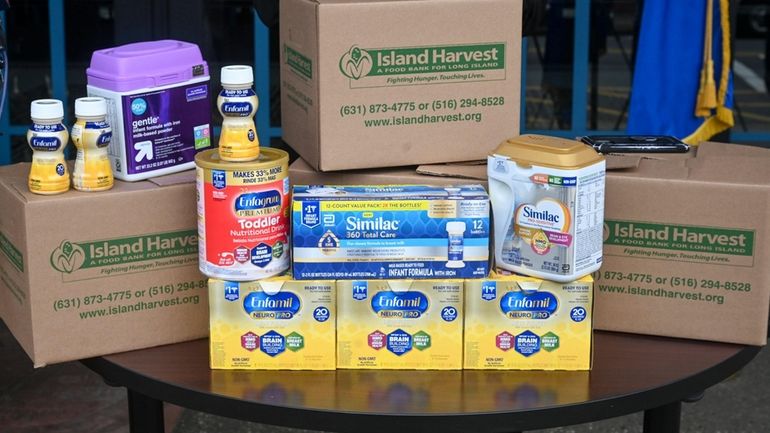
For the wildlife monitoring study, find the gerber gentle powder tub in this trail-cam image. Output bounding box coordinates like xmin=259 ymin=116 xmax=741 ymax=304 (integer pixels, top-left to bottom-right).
xmin=292 ymin=185 xmax=489 ymax=280
xmin=87 ymin=40 xmax=212 ymax=181
xmin=464 ymin=272 xmax=593 ymax=370
xmin=336 ymin=279 xmax=463 ymax=370
xmin=208 ymin=277 xmax=335 ymax=370
xmin=488 ymin=135 xmax=605 ymax=282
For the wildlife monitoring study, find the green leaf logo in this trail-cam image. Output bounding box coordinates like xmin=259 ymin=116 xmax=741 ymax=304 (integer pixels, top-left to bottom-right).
xmin=339 ymin=46 xmax=373 ymax=80
xmin=50 ymin=240 xmax=86 ymax=274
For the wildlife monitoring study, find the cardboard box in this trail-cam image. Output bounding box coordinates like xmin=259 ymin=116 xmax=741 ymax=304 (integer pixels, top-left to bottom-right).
xmin=594 ymin=142 xmax=770 ymax=345
xmin=464 ymin=273 xmax=593 ymax=370
xmin=0 ymin=164 xmax=207 ymax=367
xmin=336 ymin=279 xmax=464 ymax=369
xmin=208 ymin=277 xmax=336 ymax=370
xmin=280 ymin=0 xmax=522 ymax=171
xmin=289 ymin=157 xmax=489 ymax=188
xmin=291 ymin=185 xmax=490 ymax=279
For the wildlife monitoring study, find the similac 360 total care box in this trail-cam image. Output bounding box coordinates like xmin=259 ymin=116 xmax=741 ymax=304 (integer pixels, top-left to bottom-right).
xmin=464 ymin=272 xmax=593 ymax=370
xmin=208 ymin=277 xmax=335 ymax=370
xmin=336 ymin=279 xmax=463 ymax=369
xmin=292 ymin=185 xmax=490 ymax=280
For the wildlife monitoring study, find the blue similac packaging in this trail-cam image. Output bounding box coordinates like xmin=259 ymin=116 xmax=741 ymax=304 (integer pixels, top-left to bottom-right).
xmin=292 ymin=185 xmax=490 ymax=280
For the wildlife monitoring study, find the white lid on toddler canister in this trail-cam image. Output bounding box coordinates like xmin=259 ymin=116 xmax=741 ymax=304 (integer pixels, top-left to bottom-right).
xmin=221 ymin=65 xmax=254 ymax=86
xmin=75 ymin=97 xmax=107 ymax=117
xmin=30 ymin=99 xmax=64 ymax=120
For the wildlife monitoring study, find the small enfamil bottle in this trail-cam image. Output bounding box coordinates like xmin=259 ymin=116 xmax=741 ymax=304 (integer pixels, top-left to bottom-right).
xmin=27 ymin=99 xmax=70 ymax=195
xmin=72 ymin=97 xmax=114 ymax=191
xmin=218 ymin=65 xmax=259 ymax=161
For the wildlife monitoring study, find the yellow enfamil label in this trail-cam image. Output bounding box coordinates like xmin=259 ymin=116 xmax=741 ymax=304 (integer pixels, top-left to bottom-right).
xmin=464 ymin=273 xmax=593 ymax=370
xmin=208 ymin=277 xmax=335 ymax=370
xmin=337 ymin=280 xmax=463 ymax=370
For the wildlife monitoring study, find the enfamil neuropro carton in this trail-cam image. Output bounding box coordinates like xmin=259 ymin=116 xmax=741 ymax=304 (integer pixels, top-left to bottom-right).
xmin=464 ymin=272 xmax=593 ymax=370
xmin=337 ymin=279 xmax=463 ymax=369
xmin=208 ymin=277 xmax=335 ymax=370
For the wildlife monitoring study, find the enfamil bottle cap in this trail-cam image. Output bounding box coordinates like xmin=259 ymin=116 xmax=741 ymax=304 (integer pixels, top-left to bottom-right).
xmin=30 ymin=99 xmax=64 ymax=120
xmin=74 ymin=97 xmax=107 ymax=117
xmin=221 ymin=65 xmax=254 ymax=86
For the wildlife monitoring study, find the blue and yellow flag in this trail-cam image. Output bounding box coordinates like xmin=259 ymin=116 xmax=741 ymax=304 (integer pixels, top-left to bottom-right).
xmin=627 ymin=0 xmax=734 ymax=144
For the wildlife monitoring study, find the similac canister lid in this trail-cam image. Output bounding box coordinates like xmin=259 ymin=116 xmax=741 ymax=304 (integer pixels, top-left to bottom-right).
xmin=75 ymin=97 xmax=107 ymax=117
xmin=491 ymin=134 xmax=604 ymax=169
xmin=195 ymin=147 xmax=289 ymax=170
xmin=221 ymin=65 xmax=254 ymax=86
xmin=30 ymin=99 xmax=64 ymax=120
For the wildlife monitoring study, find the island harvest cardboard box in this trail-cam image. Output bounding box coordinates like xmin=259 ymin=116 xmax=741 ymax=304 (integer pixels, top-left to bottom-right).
xmin=280 ymin=0 xmax=522 ymax=171
xmin=0 ymin=164 xmax=207 ymax=367
xmin=595 ymin=142 xmax=770 ymax=345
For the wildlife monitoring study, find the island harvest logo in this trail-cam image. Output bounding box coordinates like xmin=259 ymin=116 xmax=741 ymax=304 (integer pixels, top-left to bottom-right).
xmin=339 ymin=46 xmax=373 ymax=80
xmin=50 ymin=240 xmax=86 ymax=273
xmin=338 ymin=42 xmax=506 ymax=88
xmin=48 ymin=230 xmax=198 ymax=281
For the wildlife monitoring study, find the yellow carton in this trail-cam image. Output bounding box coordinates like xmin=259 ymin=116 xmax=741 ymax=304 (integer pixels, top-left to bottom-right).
xmin=208 ymin=277 xmax=335 ymax=370
xmin=464 ymin=273 xmax=593 ymax=370
xmin=337 ymin=280 xmax=463 ymax=370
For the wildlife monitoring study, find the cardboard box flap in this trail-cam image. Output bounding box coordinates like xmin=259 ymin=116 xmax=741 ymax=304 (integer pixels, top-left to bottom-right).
xmin=147 ymin=169 xmax=196 ymax=187
xmin=416 ymin=164 xmax=487 ymax=181
xmin=686 ymin=157 xmax=770 ymax=185
xmin=695 ymin=141 xmax=770 ymax=159
xmin=0 ymin=163 xmax=193 ymax=206
xmin=604 ymin=154 xmax=644 ymax=170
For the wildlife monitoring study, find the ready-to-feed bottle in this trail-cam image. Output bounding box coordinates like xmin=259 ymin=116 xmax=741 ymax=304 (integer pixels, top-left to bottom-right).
xmin=27 ymin=99 xmax=70 ymax=195
xmin=72 ymin=97 xmax=114 ymax=191
xmin=488 ymin=134 xmax=605 ymax=282
xmin=218 ymin=65 xmax=259 ymax=161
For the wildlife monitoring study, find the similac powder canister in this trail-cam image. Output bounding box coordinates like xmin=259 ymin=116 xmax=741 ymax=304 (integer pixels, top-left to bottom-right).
xmin=488 ymin=135 xmax=605 ymax=282
xmin=464 ymin=272 xmax=593 ymax=370
xmin=86 ymin=40 xmax=212 ymax=181
xmin=208 ymin=277 xmax=335 ymax=370
xmin=336 ymin=279 xmax=464 ymax=370
xmin=196 ymin=148 xmax=290 ymax=281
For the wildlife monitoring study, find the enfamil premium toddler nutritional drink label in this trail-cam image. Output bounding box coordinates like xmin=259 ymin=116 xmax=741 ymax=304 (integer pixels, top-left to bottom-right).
xmin=208 ymin=277 xmax=335 ymax=370
xmin=336 ymin=279 xmax=463 ymax=370
xmin=464 ymin=273 xmax=593 ymax=370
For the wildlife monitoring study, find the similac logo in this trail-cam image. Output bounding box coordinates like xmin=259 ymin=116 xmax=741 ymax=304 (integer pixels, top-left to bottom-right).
xmin=371 ymin=291 xmax=429 ymax=318
xmin=516 ymin=199 xmax=570 ymax=232
xmin=346 ymin=216 xmax=400 ymax=231
xmin=500 ymin=291 xmax=558 ymax=319
xmin=235 ymin=191 xmax=282 ymax=213
xmin=243 ymin=291 xmax=300 ymax=319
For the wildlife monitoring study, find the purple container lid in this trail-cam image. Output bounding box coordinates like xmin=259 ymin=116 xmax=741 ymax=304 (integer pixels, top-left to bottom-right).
xmin=87 ymin=40 xmax=209 ymax=92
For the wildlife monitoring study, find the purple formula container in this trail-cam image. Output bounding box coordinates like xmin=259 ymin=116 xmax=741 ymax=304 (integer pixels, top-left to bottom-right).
xmin=87 ymin=40 xmax=212 ymax=181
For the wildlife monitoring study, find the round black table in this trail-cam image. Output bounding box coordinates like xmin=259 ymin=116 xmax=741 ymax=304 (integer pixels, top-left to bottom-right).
xmin=82 ymin=331 xmax=760 ymax=433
